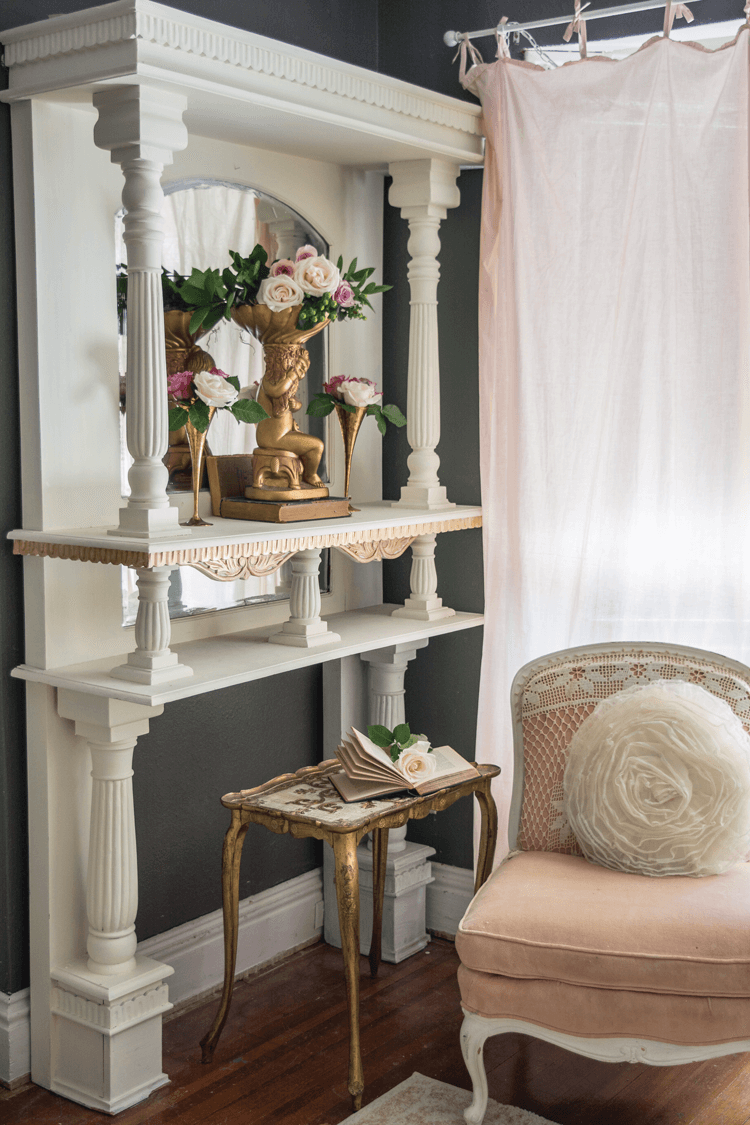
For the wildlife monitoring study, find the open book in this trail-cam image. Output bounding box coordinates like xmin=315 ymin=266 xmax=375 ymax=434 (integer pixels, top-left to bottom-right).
xmin=330 ymin=726 xmax=480 ymax=802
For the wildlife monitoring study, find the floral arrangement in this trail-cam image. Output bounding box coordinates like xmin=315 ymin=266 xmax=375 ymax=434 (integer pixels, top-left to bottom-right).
xmin=367 ymin=722 xmax=436 ymax=782
xmin=170 ymin=242 xmax=391 ymax=335
xmin=307 ymin=375 xmax=406 ymax=434
xmin=167 ymin=367 xmax=268 ymax=433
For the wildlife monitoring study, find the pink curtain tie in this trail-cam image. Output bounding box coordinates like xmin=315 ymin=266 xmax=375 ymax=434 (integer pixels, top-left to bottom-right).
xmin=564 ymin=0 xmax=590 ymax=59
xmin=456 ymin=36 xmax=485 ymax=85
xmin=663 ymin=1 xmax=694 ymax=37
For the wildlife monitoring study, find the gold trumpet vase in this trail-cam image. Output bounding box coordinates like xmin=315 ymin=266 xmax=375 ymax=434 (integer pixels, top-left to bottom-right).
xmin=182 ymin=406 xmax=216 ymax=527
xmin=334 ymin=403 xmax=367 ymax=499
xmin=164 ymin=310 xmax=215 ymax=489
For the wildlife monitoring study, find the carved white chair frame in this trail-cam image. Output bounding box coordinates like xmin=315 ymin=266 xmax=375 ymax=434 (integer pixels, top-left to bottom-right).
xmin=460 ymin=640 xmax=750 ymax=1125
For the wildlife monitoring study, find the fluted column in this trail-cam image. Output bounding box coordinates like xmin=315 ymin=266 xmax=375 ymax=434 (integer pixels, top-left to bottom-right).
xmin=114 ymin=567 xmax=192 ymax=684
xmin=93 ymin=84 xmax=189 ymax=539
xmin=392 ymin=533 xmax=455 ymax=621
xmin=388 ymin=160 xmax=460 ymax=511
xmin=86 ymin=738 xmax=139 ymax=974
xmin=269 ymin=548 xmax=341 ymax=647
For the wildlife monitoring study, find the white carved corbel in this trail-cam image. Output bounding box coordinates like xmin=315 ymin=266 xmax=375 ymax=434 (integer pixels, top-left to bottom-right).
xmin=388 ymin=159 xmax=460 ymax=511
xmin=93 ymin=84 xmax=189 ymax=540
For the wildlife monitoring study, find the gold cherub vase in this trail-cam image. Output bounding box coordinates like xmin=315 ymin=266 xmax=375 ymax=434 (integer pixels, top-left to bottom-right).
xmin=231 ymin=303 xmax=330 ymax=500
xmin=334 ymin=403 xmax=367 ymax=499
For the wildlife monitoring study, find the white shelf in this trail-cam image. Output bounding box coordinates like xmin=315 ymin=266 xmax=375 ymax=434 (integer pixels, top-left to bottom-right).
xmin=11 ymin=604 xmax=483 ymax=706
xmin=0 ymin=0 xmax=483 ymax=170
xmin=9 ymin=502 xmax=482 ymax=568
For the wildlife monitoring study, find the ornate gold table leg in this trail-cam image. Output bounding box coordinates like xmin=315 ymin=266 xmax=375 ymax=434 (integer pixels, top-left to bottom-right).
xmin=200 ymin=808 xmax=250 ymax=1062
xmin=333 ymin=832 xmax=364 ymax=1110
xmin=474 ymin=779 xmax=499 ymax=893
xmin=369 ymin=827 xmax=389 ymax=978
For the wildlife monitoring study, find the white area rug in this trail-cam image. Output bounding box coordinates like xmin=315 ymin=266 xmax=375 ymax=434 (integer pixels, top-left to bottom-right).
xmin=336 ymin=1073 xmax=561 ymax=1125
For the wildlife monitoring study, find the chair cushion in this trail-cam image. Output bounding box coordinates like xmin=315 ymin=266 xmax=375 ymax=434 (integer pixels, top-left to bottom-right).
xmin=458 ymin=966 xmax=750 ymax=1045
xmin=563 ymin=680 xmax=750 ymax=877
xmin=456 ymin=852 xmax=750 ymax=997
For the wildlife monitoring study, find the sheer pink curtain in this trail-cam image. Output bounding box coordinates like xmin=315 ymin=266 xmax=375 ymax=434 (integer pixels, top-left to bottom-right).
xmin=463 ymin=30 xmax=750 ymax=855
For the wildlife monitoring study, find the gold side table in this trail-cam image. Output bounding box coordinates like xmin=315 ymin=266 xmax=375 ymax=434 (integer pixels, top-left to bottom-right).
xmin=200 ymin=759 xmax=500 ymax=1110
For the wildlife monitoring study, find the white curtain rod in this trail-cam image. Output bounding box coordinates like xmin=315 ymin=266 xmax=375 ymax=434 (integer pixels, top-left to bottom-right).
xmin=443 ymin=0 xmax=707 ymax=47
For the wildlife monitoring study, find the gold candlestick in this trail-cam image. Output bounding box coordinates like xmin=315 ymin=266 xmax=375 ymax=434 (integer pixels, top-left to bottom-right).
xmin=334 ymin=403 xmax=367 ymax=499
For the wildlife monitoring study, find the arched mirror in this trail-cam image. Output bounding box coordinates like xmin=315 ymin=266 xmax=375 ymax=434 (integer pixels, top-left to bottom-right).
xmin=117 ymin=181 xmax=331 ymax=626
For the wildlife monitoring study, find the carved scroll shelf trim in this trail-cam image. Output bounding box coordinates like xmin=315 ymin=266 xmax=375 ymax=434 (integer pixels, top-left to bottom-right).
xmin=334 ymin=537 xmax=416 ymax=563
xmin=189 ymin=553 xmax=296 ymax=582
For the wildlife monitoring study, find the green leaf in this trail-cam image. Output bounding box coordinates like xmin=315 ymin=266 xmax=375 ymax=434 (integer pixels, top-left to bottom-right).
xmin=336 ymin=255 xmax=343 ymax=271
xmin=367 ymin=724 xmax=394 ymax=749
xmin=201 ymin=307 xmax=225 ymax=334
xmin=365 ymin=404 xmax=380 ymax=416
xmin=168 ymin=406 xmax=188 ymax=431
xmin=393 ymin=723 xmax=411 ymax=745
xmin=189 ymin=306 xmax=210 ymax=334
xmin=306 ymin=398 xmax=335 ymax=417
xmin=337 ymin=401 xmax=358 ymax=413
xmin=188 ymin=399 xmax=211 ymax=432
xmin=226 ymin=376 xmax=241 ymax=393
xmin=376 ymin=412 xmax=387 ymax=437
xmin=231 ymin=398 xmax=268 ymax=424
xmin=390 ymin=746 xmax=402 ymax=763
xmin=383 ymin=403 xmax=407 ymax=427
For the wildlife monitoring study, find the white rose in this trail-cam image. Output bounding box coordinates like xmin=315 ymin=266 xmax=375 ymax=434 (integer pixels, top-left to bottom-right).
xmin=293 ymin=255 xmax=340 ymax=297
xmin=339 ymin=378 xmax=382 ymax=408
xmin=257 ymin=275 xmax=305 ymax=312
xmin=193 ymin=370 xmax=238 ymax=409
xmin=399 ymin=746 xmax=437 ymax=785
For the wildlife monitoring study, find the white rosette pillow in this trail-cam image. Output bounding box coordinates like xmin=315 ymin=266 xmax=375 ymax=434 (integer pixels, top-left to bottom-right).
xmin=563 ymin=680 xmax=750 ymax=877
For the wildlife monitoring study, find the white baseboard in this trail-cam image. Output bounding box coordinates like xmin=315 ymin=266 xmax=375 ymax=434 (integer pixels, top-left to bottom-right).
xmin=137 ymin=867 xmax=324 ymax=1007
xmin=426 ymin=863 xmax=474 ymax=938
xmin=2 ymin=862 xmax=469 ymax=1085
xmin=0 ymin=987 xmax=30 ymax=1086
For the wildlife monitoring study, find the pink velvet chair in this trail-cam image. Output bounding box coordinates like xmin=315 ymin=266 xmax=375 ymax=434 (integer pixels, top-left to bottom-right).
xmin=456 ymin=642 xmax=750 ymax=1125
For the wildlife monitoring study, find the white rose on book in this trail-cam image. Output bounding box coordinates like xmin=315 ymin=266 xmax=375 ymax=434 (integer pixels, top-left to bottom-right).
xmin=399 ymin=745 xmax=438 ymax=784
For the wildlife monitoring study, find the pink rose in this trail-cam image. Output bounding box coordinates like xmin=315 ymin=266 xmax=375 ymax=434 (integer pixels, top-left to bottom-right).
xmin=270 ymin=259 xmax=295 ymax=278
xmin=167 ymin=370 xmax=193 ymax=400
xmin=209 ymin=367 xmax=230 ymax=379
xmin=334 ymin=281 xmax=355 ymax=308
xmin=295 ymin=244 xmax=318 ymax=262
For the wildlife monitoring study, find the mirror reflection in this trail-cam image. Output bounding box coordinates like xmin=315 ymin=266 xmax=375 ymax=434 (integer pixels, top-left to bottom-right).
xmin=118 ymin=181 xmax=331 ymax=626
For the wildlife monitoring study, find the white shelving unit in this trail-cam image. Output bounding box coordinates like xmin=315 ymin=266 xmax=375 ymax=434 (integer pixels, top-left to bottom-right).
xmin=1 ymin=0 xmax=484 ymax=1112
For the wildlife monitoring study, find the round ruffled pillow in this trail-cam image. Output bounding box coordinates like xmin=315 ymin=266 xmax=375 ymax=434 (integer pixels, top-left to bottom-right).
xmin=563 ymin=680 xmax=750 ymax=877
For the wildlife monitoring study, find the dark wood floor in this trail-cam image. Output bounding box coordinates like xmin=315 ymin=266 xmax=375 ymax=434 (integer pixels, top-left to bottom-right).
xmin=3 ymin=938 xmax=750 ymax=1124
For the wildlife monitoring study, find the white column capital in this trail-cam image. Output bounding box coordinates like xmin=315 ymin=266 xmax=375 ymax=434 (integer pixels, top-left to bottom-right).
xmin=93 ymin=84 xmax=188 ymax=166
xmin=57 ymin=688 xmax=163 ymax=740
xmin=388 ymin=158 xmax=461 ymax=219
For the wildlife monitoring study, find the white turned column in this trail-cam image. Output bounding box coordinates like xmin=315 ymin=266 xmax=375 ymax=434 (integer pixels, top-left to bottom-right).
xmin=86 ymin=737 xmax=138 ymax=974
xmin=392 ymin=533 xmax=455 ymax=621
xmin=388 ymin=160 xmax=460 ymax=511
xmin=269 ymin=549 xmax=341 ymax=647
xmin=113 ymin=567 xmax=192 ymax=684
xmin=93 ymin=85 xmax=189 ymax=539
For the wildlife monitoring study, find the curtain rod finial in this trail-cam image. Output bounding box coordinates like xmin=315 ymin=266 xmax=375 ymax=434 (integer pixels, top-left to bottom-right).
xmin=444 ymin=30 xmax=462 ymax=47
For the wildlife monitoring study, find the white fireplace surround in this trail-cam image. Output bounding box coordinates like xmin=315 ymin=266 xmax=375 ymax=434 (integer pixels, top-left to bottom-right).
xmin=0 ymin=0 xmax=484 ymax=1111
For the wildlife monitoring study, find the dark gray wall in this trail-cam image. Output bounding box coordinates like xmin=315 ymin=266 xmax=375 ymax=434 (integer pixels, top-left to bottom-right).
xmin=382 ymin=168 xmax=484 ymax=869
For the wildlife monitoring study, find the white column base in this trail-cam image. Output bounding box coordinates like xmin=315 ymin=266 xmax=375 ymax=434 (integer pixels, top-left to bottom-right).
xmin=112 ymin=652 xmax=194 ymax=684
xmin=323 ymin=840 xmax=435 ymax=963
xmin=392 ymin=597 xmax=455 ymax=622
xmin=392 ymin=484 xmax=455 ymax=511
xmin=108 ymin=505 xmax=190 ymax=540
xmin=50 ymin=956 xmax=173 ymax=1115
xmin=268 ymin=621 xmax=341 ymax=648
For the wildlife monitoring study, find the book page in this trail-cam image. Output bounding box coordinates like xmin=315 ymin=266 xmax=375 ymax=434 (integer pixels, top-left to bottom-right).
xmin=350 ymin=727 xmax=404 ymax=782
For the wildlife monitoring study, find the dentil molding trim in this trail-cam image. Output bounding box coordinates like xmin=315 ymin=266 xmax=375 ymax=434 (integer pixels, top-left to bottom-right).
xmin=1 ymin=0 xmax=482 ymax=141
